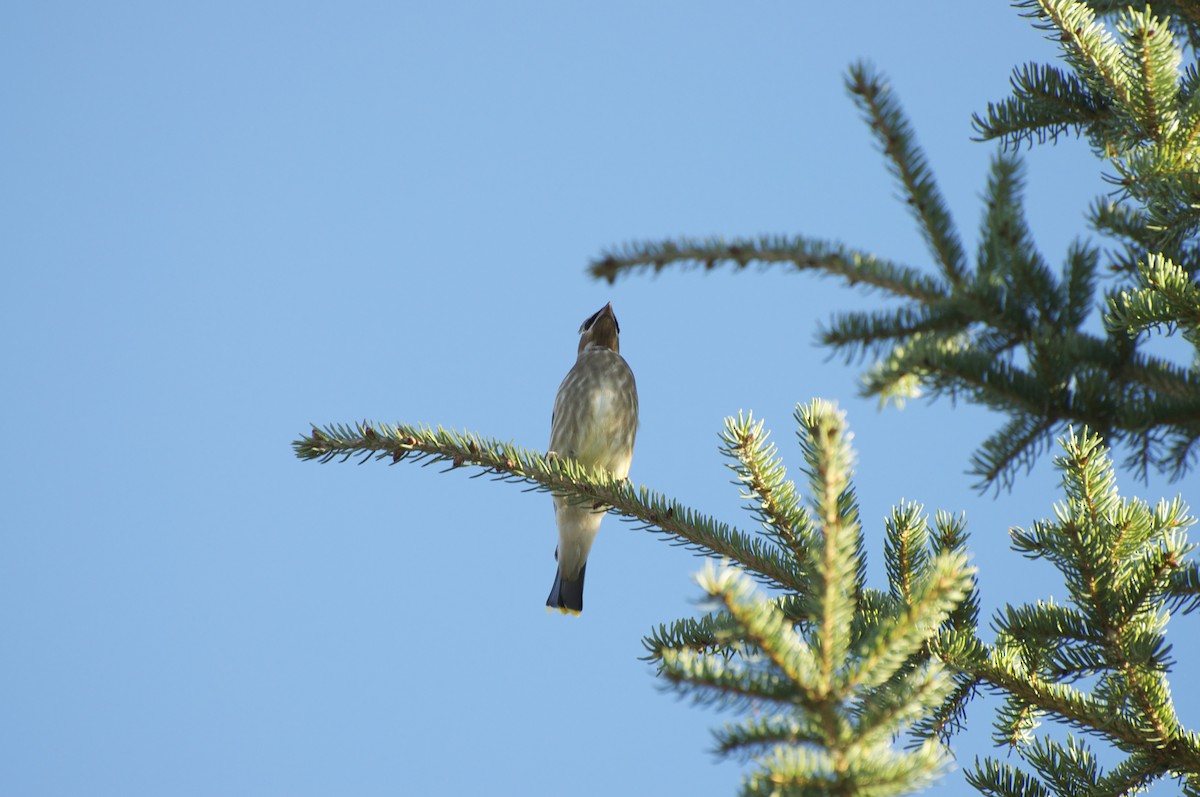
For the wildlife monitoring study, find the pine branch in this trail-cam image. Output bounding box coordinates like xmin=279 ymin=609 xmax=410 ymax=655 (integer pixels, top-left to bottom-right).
xmin=293 ymin=421 xmax=806 ymax=591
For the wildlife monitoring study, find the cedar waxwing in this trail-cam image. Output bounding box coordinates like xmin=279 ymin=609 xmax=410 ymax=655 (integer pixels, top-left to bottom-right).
xmin=546 ymin=303 xmax=639 ymax=614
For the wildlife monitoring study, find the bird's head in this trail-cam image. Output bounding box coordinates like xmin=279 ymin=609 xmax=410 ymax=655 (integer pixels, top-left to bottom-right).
xmin=577 ymin=302 xmax=620 ymax=354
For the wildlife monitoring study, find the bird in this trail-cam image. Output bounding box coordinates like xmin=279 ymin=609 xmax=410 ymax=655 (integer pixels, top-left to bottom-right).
xmin=546 ymin=302 xmax=639 ymax=615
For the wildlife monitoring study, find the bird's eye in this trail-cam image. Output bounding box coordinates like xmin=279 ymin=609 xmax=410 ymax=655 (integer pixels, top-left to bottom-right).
xmin=578 ymin=305 xmax=619 ymax=335
xmin=581 ymin=308 xmax=603 ymax=332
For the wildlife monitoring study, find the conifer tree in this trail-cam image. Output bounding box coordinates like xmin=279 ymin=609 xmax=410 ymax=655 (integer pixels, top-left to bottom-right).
xmin=591 ymin=0 xmax=1200 ymax=488
xmin=294 ymin=1 xmax=1200 ymax=794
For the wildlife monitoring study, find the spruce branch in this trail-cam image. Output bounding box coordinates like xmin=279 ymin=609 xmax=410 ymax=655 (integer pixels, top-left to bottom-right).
xmin=720 ymin=412 xmax=817 ymax=576
xmin=995 ymin=2 xmax=1200 ymax=273
xmin=690 ymin=563 xmax=825 ymax=709
xmin=962 ymin=647 xmax=1148 ymax=752
xmin=1092 ymin=752 xmax=1162 ymax=797
xmin=961 ymin=428 xmax=1200 ymax=793
xmin=795 ymin=400 xmax=869 ymax=683
xmin=586 ymin=28 xmax=1200 ymax=485
xmin=1178 ymin=70 xmax=1200 ymax=150
xmin=971 ymin=413 xmax=1058 ymax=492
xmin=1107 ymin=253 xmax=1200 ymax=351
xmin=588 ymin=234 xmax=947 ymax=303
xmin=819 ymin=306 xmax=967 ymax=365
xmin=711 ymin=714 xmax=826 ymax=762
xmin=667 ymin=563 xmax=961 ymax=797
xmin=293 ymin=421 xmax=805 ymax=591
xmin=658 ymin=644 xmax=816 ymax=713
xmin=743 ymin=739 xmax=951 ymax=797
xmin=1166 ymin=561 xmax=1200 ymax=612
xmin=998 ymin=601 xmax=1107 ymax=679
xmin=1023 ymin=736 xmax=1101 ymax=796
xmin=932 ymin=510 xmax=981 ymax=635
xmin=851 ymin=662 xmax=957 ymax=748
xmin=641 ymin=595 xmax=815 ymax=664
xmin=1119 ymin=6 xmax=1183 ymax=142
xmin=1063 ymin=240 xmax=1100 ymax=327
xmin=293 ymin=5 xmax=1200 ymax=793
xmin=912 ymin=672 xmax=980 ymax=745
xmin=650 ymin=402 xmax=977 ymax=795
xmin=972 ymin=63 xmax=1108 ymax=147
xmin=966 ymin=757 xmax=1054 ymax=797
xmin=294 ymin=412 xmax=1200 ymax=794
xmin=847 ymin=62 xmax=968 ymax=284
xmin=882 ymin=503 xmax=933 ymax=609
xmin=841 ymin=550 xmax=973 ymax=693
xmin=1021 ymin=0 xmax=1132 ymax=112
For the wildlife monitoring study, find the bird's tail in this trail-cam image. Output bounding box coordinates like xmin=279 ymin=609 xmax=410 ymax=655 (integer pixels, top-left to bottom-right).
xmin=546 ymin=564 xmax=586 ymax=615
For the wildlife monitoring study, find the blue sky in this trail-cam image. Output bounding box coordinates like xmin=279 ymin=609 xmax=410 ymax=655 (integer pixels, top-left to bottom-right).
xmin=3 ymin=2 xmax=1195 ymax=795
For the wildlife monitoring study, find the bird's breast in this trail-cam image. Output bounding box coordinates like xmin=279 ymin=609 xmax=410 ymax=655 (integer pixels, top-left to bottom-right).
xmin=550 ymin=350 xmax=638 ymax=478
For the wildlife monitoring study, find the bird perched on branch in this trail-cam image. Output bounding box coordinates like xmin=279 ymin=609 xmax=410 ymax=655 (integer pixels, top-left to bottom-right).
xmin=546 ymin=303 xmax=639 ymax=615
